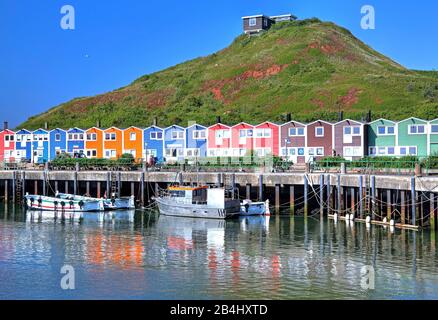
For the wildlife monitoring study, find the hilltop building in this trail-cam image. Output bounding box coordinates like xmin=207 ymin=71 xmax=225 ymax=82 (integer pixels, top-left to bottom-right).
xmin=242 ymin=14 xmax=297 ymax=35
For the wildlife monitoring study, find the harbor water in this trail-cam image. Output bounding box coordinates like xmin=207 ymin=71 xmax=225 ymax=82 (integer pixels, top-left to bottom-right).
xmin=0 ymin=205 xmax=437 ymax=300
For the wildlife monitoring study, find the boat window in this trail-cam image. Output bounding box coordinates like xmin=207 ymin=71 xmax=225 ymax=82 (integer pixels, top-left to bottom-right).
xmin=169 ymin=190 xmax=185 ymax=197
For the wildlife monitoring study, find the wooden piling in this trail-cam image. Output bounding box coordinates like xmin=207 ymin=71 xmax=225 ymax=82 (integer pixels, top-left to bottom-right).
xmin=118 ymin=172 xmax=122 ymax=198
xmin=42 ymin=171 xmax=46 ymax=196
xmin=304 ymin=176 xmax=308 ymax=217
xmin=430 ymin=193 xmax=435 ymax=230
xmin=35 ymin=180 xmax=38 ymax=195
xmin=336 ymin=175 xmax=341 ymax=215
xmin=319 ymin=175 xmax=324 ymax=217
xmin=371 ymin=176 xmax=376 ymax=220
xmin=73 ymin=172 xmax=77 ymax=195
xmin=290 ymin=185 xmax=295 ymax=216
xmin=411 ymin=177 xmax=416 ymax=226
xmin=401 ymin=190 xmax=406 ymax=225
xmin=326 ymin=175 xmax=331 ymax=215
xmin=387 ymin=189 xmax=392 ymax=221
xmin=55 ymin=181 xmax=59 ymax=193
xmin=106 ymin=172 xmax=110 ymax=197
xmin=258 ymin=175 xmax=263 ymax=201
xmin=4 ymin=179 xmax=8 ymax=203
xmin=246 ymin=184 xmax=251 ymax=200
xmin=12 ymin=174 xmax=16 ymax=204
xmin=351 ymin=187 xmax=356 ymax=216
xmin=64 ymin=181 xmax=68 ymax=194
xmin=275 ymin=184 xmax=280 ymax=214
xmin=97 ymin=181 xmax=101 ymax=198
xmin=86 ymin=181 xmax=90 ymax=196
xmin=140 ymin=172 xmax=145 ymax=207
xmin=131 ymin=182 xmax=135 ymax=197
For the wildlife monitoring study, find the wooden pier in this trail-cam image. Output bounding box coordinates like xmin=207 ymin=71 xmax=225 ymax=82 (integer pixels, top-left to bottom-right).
xmin=0 ymin=169 xmax=437 ymax=230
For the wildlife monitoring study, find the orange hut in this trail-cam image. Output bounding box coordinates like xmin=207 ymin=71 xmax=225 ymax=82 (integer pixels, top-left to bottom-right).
xmin=123 ymin=126 xmax=143 ymax=161
xmin=85 ymin=127 xmax=104 ymax=159
xmin=103 ymin=127 xmax=123 ymax=159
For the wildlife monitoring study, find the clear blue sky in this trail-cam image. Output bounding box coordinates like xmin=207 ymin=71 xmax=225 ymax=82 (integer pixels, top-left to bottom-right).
xmin=1 ymin=0 xmax=437 ymax=127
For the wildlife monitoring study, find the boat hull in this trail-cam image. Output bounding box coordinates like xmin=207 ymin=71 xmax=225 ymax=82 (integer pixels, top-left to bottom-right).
xmin=155 ymin=198 xmax=240 ymax=220
xmin=240 ymin=201 xmax=266 ymax=216
xmin=25 ymin=195 xmax=104 ymax=212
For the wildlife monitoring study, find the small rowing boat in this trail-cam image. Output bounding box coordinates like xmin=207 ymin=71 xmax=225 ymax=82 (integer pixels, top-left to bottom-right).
xmin=25 ymin=193 xmax=104 ymax=212
xmin=55 ymin=192 xmax=135 ymax=210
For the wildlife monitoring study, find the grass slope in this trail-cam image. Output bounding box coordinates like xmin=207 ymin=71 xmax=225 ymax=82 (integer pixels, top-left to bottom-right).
xmin=19 ymin=19 xmax=438 ymax=130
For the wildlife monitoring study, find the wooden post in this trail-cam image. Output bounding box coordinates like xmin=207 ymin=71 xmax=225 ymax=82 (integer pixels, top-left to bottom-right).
xmin=140 ymin=172 xmax=145 ymax=206
xmin=326 ymin=175 xmax=331 ymax=215
xmin=35 ymin=180 xmax=38 ymax=195
xmin=12 ymin=174 xmax=16 ymax=204
xmin=97 ymin=181 xmax=101 ymax=198
xmin=430 ymin=193 xmax=435 ymax=230
xmin=258 ymin=175 xmax=263 ymax=201
xmin=304 ymin=176 xmax=309 ymax=217
xmin=411 ymin=177 xmax=416 ymax=226
xmin=73 ymin=172 xmax=77 ymax=195
xmin=106 ymin=172 xmax=110 ymax=197
xmin=117 ymin=172 xmax=122 ymax=198
xmin=371 ymin=176 xmax=376 ymax=220
xmin=275 ymin=184 xmax=280 ymax=214
xmin=290 ymin=185 xmax=295 ymax=216
xmin=4 ymin=179 xmax=8 ymax=203
xmin=42 ymin=171 xmax=46 ymax=196
xmin=131 ymin=182 xmax=135 ymax=197
xmin=387 ymin=189 xmax=392 ymax=221
xmin=401 ymin=190 xmax=406 ymax=225
xmin=319 ymin=175 xmax=324 ymax=217
xmin=64 ymin=181 xmax=68 ymax=194
xmin=55 ymin=181 xmax=59 ymax=193
xmin=337 ymin=175 xmax=341 ymax=215
xmin=22 ymin=172 xmax=26 ymax=201
xmin=246 ymin=184 xmax=251 ymax=200
xmin=155 ymin=182 xmax=159 ymax=198
xmin=351 ymin=187 xmax=356 ymax=216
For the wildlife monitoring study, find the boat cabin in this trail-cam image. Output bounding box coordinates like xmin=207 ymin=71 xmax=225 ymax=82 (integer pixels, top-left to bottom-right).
xmin=167 ymin=186 xmax=231 ymax=207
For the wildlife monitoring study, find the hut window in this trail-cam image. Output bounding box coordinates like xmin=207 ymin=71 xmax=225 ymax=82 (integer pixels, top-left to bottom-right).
xmin=87 ymin=133 xmax=97 ymax=141
xmin=431 ymin=125 xmax=438 ymax=133
xmin=409 ymin=147 xmax=417 ymax=155
xmin=316 ymin=148 xmax=324 ymax=156
xmin=249 ymin=18 xmax=256 ymax=26
xmin=409 ymin=125 xmax=425 ymax=134
xmin=388 ymin=147 xmax=395 ymax=155
xmin=193 ymin=130 xmax=206 ymax=139
xmin=130 ymin=132 xmax=136 ymax=141
xmin=150 ymin=131 xmax=163 ymax=140
xmin=315 ymin=127 xmax=324 ymax=137
xmin=105 ymin=133 xmax=116 ymax=140
xmin=55 ymin=133 xmax=61 ymax=141
xmin=171 ymin=131 xmax=184 ymax=139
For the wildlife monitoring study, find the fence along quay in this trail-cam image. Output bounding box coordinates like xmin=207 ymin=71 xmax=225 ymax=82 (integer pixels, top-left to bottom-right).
xmin=0 ymin=159 xmax=437 ymax=231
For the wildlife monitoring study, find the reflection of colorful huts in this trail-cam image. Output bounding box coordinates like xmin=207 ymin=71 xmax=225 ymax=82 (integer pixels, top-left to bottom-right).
xmin=32 ymin=129 xmax=49 ymax=163
xmin=15 ymin=129 xmax=32 ymax=162
xmin=185 ymin=124 xmax=207 ymax=158
xmin=207 ymin=123 xmax=231 ymax=157
xmin=49 ymin=128 xmax=67 ymax=160
xmin=367 ymin=119 xmax=397 ymax=157
xmin=0 ymin=129 xmax=16 ymax=162
xmin=123 ymin=126 xmax=143 ymax=160
xmin=254 ymin=122 xmax=280 ymax=156
xmin=397 ymin=117 xmax=428 ymax=158
xmin=280 ymin=120 xmax=306 ymax=163
xmin=103 ymin=127 xmax=123 ymax=159
xmin=231 ymin=122 xmax=254 ymax=157
xmin=429 ymin=119 xmax=438 ymax=156
xmin=85 ymin=127 xmax=104 ymax=158
xmin=143 ymin=126 xmax=164 ymax=162
xmin=67 ymin=128 xmax=85 ymax=156
xmin=306 ymin=120 xmax=333 ymax=161
xmin=164 ymin=125 xmax=185 ymax=161
xmin=334 ymin=119 xmax=365 ymax=160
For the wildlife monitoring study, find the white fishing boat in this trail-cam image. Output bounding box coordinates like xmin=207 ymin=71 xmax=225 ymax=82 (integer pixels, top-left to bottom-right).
xmin=240 ymin=200 xmax=269 ymax=216
xmin=55 ymin=192 xmax=135 ymax=210
xmin=25 ymin=193 xmax=104 ymax=212
xmin=153 ymin=185 xmax=241 ymax=219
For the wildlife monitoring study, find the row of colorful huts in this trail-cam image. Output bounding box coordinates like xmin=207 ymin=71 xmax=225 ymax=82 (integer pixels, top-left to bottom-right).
xmin=0 ymin=117 xmax=438 ymax=164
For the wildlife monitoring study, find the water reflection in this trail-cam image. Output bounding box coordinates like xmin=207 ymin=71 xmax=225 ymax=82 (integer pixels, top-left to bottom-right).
xmin=0 ymin=205 xmax=437 ymax=299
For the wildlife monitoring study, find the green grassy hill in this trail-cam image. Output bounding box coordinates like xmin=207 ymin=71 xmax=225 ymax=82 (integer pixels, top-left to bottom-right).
xmin=19 ymin=18 xmax=438 ymax=129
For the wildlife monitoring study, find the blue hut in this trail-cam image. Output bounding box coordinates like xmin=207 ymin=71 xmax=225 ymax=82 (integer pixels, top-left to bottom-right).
xmin=15 ymin=129 xmax=32 ymax=162
xmin=49 ymin=128 xmax=67 ymax=160
xmin=143 ymin=126 xmax=164 ymax=163
xmin=185 ymin=124 xmax=207 ymax=158
xmin=67 ymin=128 xmax=85 ymax=157
xmin=164 ymin=125 xmax=185 ymax=162
xmin=31 ymin=129 xmax=49 ymax=163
